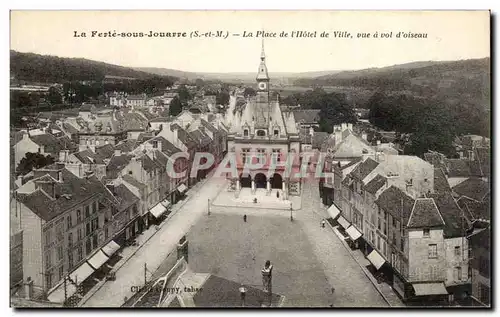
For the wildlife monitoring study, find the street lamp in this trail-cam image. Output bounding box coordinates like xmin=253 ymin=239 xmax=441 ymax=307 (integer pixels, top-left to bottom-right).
xmin=290 ymin=202 xmax=293 ymax=222
xmin=208 ymin=198 xmax=211 ymax=216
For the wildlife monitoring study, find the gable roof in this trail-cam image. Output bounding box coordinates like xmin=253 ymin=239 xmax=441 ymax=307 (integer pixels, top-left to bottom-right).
xmin=429 ymin=192 xmax=469 ymax=238
xmin=73 ymin=150 xmax=105 ymax=165
xmin=452 ymin=178 xmax=490 ymax=202
xmin=29 ymin=134 xmax=67 ymax=154
xmin=122 ymin=174 xmax=147 ymax=190
xmin=146 ymin=136 xmax=181 ymax=156
xmin=375 ymin=186 xmax=415 ymax=226
xmin=171 ymin=124 xmax=198 ymax=149
xmin=351 ymin=158 xmax=379 ymax=181
xmin=105 ymin=154 xmax=133 ymax=180
xmin=17 ymin=169 xmax=116 ymax=222
xmin=114 ymin=184 xmax=140 ymax=212
xmin=292 ymin=109 xmax=321 ymax=123
xmin=363 ymin=174 xmax=387 ymax=195
xmin=407 ymin=198 xmax=445 ymax=229
xmin=95 ymin=144 xmax=115 ymax=160
xmin=434 ymin=168 xmax=451 ymax=193
xmin=114 ymin=139 xmax=138 ymax=153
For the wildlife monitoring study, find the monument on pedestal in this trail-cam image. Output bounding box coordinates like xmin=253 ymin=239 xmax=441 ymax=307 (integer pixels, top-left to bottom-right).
xmin=261 ymin=260 xmax=273 ymax=306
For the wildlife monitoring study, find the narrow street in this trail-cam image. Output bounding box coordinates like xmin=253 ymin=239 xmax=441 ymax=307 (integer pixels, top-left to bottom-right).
xmin=82 ymin=175 xmax=227 ymax=307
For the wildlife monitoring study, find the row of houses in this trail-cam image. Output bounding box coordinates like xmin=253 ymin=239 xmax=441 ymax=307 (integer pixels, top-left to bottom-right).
xmin=109 ymin=91 xmax=178 ymax=109
xmin=320 ymin=125 xmax=490 ymax=306
xmin=10 ymin=108 xmax=229 ymax=306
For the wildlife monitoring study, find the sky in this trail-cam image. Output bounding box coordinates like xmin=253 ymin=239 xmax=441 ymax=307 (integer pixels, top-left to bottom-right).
xmin=10 ymin=10 xmax=490 ymax=73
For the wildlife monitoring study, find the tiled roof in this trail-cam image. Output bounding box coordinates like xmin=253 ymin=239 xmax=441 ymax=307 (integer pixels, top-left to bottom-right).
xmin=429 ymin=192 xmax=469 ymax=238
xmin=137 ymin=132 xmax=155 ymax=143
xmin=149 ymin=117 xmax=170 ymax=123
xmin=146 ymin=136 xmax=181 ymax=156
xmin=122 ymin=174 xmax=147 ymax=190
xmin=375 ymin=186 xmax=415 ymax=226
xmin=17 ymin=169 xmax=116 ymax=221
xmin=62 ymin=122 xmax=79 ymax=135
xmin=139 ymin=154 xmax=161 ymax=172
xmin=95 ymin=144 xmax=115 ymax=160
xmin=363 ymin=174 xmax=387 ymax=195
xmin=190 ymin=129 xmax=212 ymax=147
xmin=119 ymin=112 xmax=148 ymax=131
xmin=445 ymin=159 xmax=473 ymax=177
xmin=73 ymin=150 xmax=105 ymax=164
xmin=351 ymin=158 xmax=379 ymax=181
xmin=434 ymin=168 xmax=451 ymax=193
xmin=106 ymin=154 xmax=132 ymax=179
xmin=200 ymin=119 xmax=219 ymax=134
xmin=452 ymin=178 xmax=490 ymax=202
xmin=292 ymin=109 xmax=321 ymax=123
xmin=407 ymin=198 xmax=445 ymax=229
xmin=114 ymin=139 xmax=138 ymax=153
xmin=114 ymin=184 xmax=140 ymax=212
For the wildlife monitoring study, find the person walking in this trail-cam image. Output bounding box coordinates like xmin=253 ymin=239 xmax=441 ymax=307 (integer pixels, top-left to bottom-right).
xmin=321 ymin=219 xmax=326 ymax=228
xmin=243 ymin=214 xmax=247 ymax=222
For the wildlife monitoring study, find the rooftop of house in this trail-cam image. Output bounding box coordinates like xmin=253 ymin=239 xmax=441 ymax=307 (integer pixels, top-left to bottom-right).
xmin=73 ymin=149 xmax=105 ymax=165
xmin=292 ymin=109 xmax=321 ymax=124
xmin=434 ymin=168 xmax=451 ymax=193
xmin=17 ymin=168 xmax=117 ymax=222
xmin=375 ymin=185 xmax=415 ymax=226
xmin=105 ymin=154 xmax=133 ymax=180
xmin=146 ymin=136 xmax=182 ymax=156
xmin=407 ymin=198 xmax=445 ymax=229
xmin=452 ymin=178 xmax=490 ymax=202
xmin=95 ymin=144 xmax=116 ymax=160
xmin=113 ymin=183 xmax=140 ymax=212
xmin=122 ymin=174 xmax=147 ymax=190
xmin=28 ymin=133 xmax=73 ymax=154
xmin=429 ymin=192 xmax=469 ymax=238
xmin=363 ymin=174 xmax=387 ymax=195
xmin=350 ymin=158 xmax=379 ymax=181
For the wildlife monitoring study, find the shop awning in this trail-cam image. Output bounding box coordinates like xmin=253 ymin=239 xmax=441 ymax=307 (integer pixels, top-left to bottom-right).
xmin=69 ymin=262 xmax=95 ymax=285
xmin=149 ymin=202 xmax=167 ymax=218
xmin=161 ymin=199 xmax=171 ymax=208
xmin=337 ymin=216 xmax=350 ymax=229
xmin=87 ymin=250 xmax=109 ymax=270
xmin=413 ymin=283 xmax=449 ymax=296
xmin=345 ymin=225 xmax=363 ymax=241
xmin=327 ymin=203 xmax=341 ymax=220
xmin=177 ymin=183 xmax=187 ymax=193
xmin=101 ymin=240 xmax=120 ymax=257
xmin=47 ymin=280 xmax=77 ymax=303
xmin=367 ymin=249 xmax=386 ymax=270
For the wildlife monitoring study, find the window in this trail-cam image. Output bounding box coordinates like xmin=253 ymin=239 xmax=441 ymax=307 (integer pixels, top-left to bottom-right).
xmin=78 ymin=228 xmax=83 ymax=241
xmin=105 ymin=227 xmax=109 ymax=240
xmin=479 ymin=284 xmax=490 ymax=305
xmin=454 ymin=266 xmax=462 ymax=281
xmin=423 ymin=229 xmax=430 ymax=237
xmin=428 ymin=244 xmax=438 ymax=258
xmin=243 ymin=129 xmax=249 ymax=137
xmin=77 ymin=245 xmax=83 ymax=261
xmin=57 ymin=245 xmax=63 ymax=261
xmin=68 ymin=232 xmax=73 ymax=247
xmin=479 ymin=256 xmax=490 ymax=278
xmin=59 ymin=266 xmax=64 ymax=281
xmin=257 ymin=149 xmax=266 ymax=164
xmin=454 ymin=246 xmax=461 ymax=257
xmin=44 ymin=230 xmax=51 ymax=246
xmin=257 ymin=130 xmax=266 ymax=137
xmin=68 ymin=252 xmax=73 ymax=270
xmin=56 ymin=224 xmax=63 ymax=241
xmin=85 ymin=206 xmax=90 ymax=218
xmin=66 ymin=215 xmax=72 ymax=230
xmin=383 ymin=241 xmax=387 ymax=256
xmin=241 ymin=148 xmax=251 ymax=164
xmin=86 ymin=239 xmax=92 ymax=254
xmin=77 ymin=210 xmax=82 ymax=223
xmin=94 ymin=201 xmax=99 ymax=213
xmin=377 ymin=236 xmax=381 ymax=249
xmin=45 ymin=272 xmax=52 ymax=289
xmin=274 ymin=129 xmax=279 ymax=136
xmin=86 ymin=222 xmax=91 ymax=236
xmin=45 ymin=251 xmax=52 ymax=269
xmin=392 ymin=232 xmax=397 ymax=246
xmin=92 ymin=234 xmax=98 ymax=250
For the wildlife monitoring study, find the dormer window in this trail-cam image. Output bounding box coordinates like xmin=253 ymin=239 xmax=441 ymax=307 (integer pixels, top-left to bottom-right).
xmin=274 ymin=129 xmax=279 ymax=136
xmin=244 ymin=129 xmax=249 ymax=137
xmin=257 ymin=130 xmax=266 ymax=137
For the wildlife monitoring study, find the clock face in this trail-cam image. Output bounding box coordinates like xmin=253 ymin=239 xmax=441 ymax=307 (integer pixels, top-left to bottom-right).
xmin=258 ymin=82 xmax=267 ymax=90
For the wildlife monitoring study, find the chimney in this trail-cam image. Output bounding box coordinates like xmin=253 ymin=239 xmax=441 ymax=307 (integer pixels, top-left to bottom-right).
xmin=58 ymin=171 xmax=63 ymax=182
xmin=361 ymin=133 xmax=367 ymax=141
xmin=22 ymin=133 xmax=29 ymax=141
xmin=157 ymin=140 xmax=162 ymax=151
xmin=341 ymin=123 xmax=347 ymax=131
xmin=39 ymin=145 xmax=45 ymax=154
xmin=309 ymin=127 xmax=314 ymax=136
xmin=114 ymin=149 xmax=122 ymax=157
xmin=377 ymin=140 xmax=381 ymax=146
xmin=347 ymin=123 xmax=353 ymax=131
xmin=173 ymin=126 xmax=179 ymax=146
xmin=24 ymin=277 xmax=34 ymax=300
xmin=59 ymin=150 xmax=69 ymax=163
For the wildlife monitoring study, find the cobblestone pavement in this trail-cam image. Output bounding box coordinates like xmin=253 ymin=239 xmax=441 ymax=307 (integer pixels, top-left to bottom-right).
xmin=81 ymin=175 xmax=227 ymax=307
xmin=295 ymin=179 xmax=388 ymax=307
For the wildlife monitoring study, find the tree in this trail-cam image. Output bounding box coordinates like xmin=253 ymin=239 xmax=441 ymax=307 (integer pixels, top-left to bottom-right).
xmin=16 ymin=152 xmax=55 ymax=176
xmin=169 ymin=96 xmax=183 ymax=116
xmin=47 ymin=87 xmax=62 ymax=105
xmin=216 ymin=90 xmax=230 ymax=105
xmin=243 ymin=87 xmax=256 ymax=98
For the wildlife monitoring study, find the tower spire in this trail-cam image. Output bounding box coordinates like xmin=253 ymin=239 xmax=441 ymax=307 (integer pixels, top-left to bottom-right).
xmin=261 ymin=36 xmax=265 ymax=60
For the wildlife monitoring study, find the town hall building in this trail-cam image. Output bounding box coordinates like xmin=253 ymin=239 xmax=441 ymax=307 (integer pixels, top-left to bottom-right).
xmin=226 ymin=42 xmax=302 ymax=199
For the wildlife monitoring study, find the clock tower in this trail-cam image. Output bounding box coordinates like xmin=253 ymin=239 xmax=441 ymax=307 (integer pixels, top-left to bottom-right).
xmin=256 ymin=38 xmax=270 ymax=94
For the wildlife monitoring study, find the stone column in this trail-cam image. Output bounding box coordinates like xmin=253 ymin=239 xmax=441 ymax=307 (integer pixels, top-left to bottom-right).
xmin=282 ymin=181 xmax=286 ymax=200
xmin=251 ymin=179 xmax=255 ymax=193
xmin=236 ymin=179 xmax=241 ymax=191
xmin=266 ymin=180 xmax=271 ymax=193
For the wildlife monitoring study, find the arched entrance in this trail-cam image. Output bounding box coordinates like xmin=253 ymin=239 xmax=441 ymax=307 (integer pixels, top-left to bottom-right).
xmin=240 ymin=174 xmax=251 ymax=188
xmin=254 ymin=173 xmax=267 ymax=189
xmin=271 ymin=173 xmax=283 ymax=189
